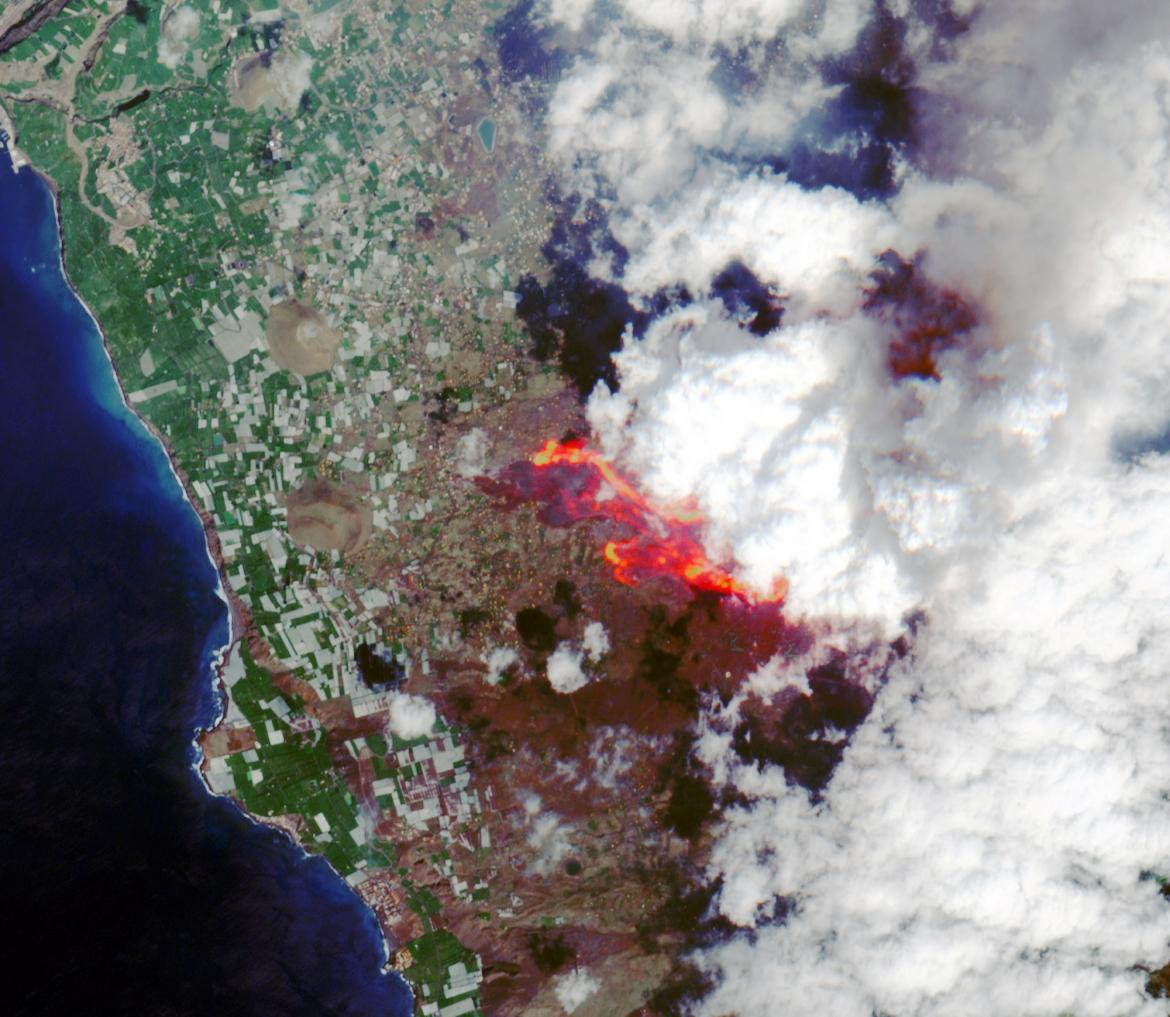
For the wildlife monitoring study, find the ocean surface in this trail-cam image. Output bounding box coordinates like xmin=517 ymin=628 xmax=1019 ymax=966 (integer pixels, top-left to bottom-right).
xmin=0 ymin=146 xmax=412 ymax=1016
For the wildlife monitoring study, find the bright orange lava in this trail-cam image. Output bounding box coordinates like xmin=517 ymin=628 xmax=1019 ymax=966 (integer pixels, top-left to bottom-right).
xmin=531 ymin=439 xmax=787 ymax=604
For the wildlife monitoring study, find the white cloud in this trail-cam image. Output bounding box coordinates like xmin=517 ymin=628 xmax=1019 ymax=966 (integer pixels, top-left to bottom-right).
xmin=581 ymin=621 xmax=609 ymax=662
xmin=587 ymin=726 xmax=637 ymax=790
xmin=547 ymin=642 xmax=590 ymax=694
xmin=158 ymin=6 xmax=200 ymax=69
xmin=553 ymin=968 xmax=602 ymax=1014
xmin=590 ymin=295 xmax=1068 ymax=623
xmin=521 ymin=793 xmax=577 ymax=875
xmin=385 ymin=692 xmax=436 ymax=741
xmin=540 ymin=0 xmax=876 ymax=220
xmin=613 ymin=167 xmax=897 ymax=306
xmin=483 ymin=646 xmax=519 ymax=685
xmin=698 ymin=469 xmax=1170 ymax=1014
xmin=276 ymin=189 xmax=310 ymax=233
xmin=547 ymin=38 xmax=729 ymax=206
xmin=744 ymin=652 xmax=813 ymax=700
xmin=614 ymin=0 xmax=801 ymax=43
xmin=526 ymin=812 xmax=575 ymax=874
xmin=538 ymin=0 xmax=881 ymax=214
xmin=592 ymin=303 xmax=926 ymax=624
xmin=543 ymin=0 xmax=594 ymax=34
xmin=536 ymin=0 xmax=1170 ymax=1013
xmin=267 ymin=51 xmax=314 ymax=114
xmin=543 ymin=0 xmax=868 ymax=50
xmin=454 ymin=428 xmax=488 ymax=478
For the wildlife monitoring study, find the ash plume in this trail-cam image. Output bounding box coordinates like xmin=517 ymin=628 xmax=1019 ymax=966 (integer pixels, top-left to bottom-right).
xmin=519 ymin=0 xmax=1170 ymax=1013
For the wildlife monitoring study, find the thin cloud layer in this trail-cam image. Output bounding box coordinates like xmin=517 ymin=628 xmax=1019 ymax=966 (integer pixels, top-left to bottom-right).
xmin=529 ymin=0 xmax=1170 ymax=1013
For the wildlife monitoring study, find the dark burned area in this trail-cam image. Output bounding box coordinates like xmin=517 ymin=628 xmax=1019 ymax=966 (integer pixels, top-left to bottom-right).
xmin=505 ymin=2 xmax=984 ymax=406
xmin=865 ymin=249 xmax=979 ymax=380
xmin=527 ymin=927 xmax=576 ymax=974
xmin=755 ymin=5 xmax=922 ymax=201
xmin=721 ymin=0 xmax=973 ymax=201
xmin=513 ymin=191 xmax=649 ymax=397
xmin=657 ymin=732 xmax=715 ymax=839
xmin=451 ymin=8 xmax=982 ymax=1005
xmin=422 ymin=434 xmax=919 ymax=1010
xmin=733 ymin=657 xmax=875 ymax=793
xmin=472 ymin=454 xmax=905 ymax=798
xmin=354 ymin=643 xmax=405 ymax=691
xmin=492 ymin=0 xmax=568 ymax=86
xmin=126 ymin=0 xmax=150 ymax=26
xmin=515 ymin=191 xmax=801 ymax=398
xmin=514 ymin=605 xmax=557 ymax=653
xmin=711 ymin=260 xmax=785 ymax=336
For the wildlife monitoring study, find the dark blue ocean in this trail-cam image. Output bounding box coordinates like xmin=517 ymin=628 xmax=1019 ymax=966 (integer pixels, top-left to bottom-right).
xmin=0 ymin=147 xmax=412 ymax=1016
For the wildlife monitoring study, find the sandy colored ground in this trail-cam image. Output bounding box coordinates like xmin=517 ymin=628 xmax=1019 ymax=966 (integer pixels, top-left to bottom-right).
xmin=229 ymin=49 xmax=314 ymax=115
xmin=265 ymin=298 xmax=341 ymax=376
xmin=286 ymin=478 xmax=371 ymax=553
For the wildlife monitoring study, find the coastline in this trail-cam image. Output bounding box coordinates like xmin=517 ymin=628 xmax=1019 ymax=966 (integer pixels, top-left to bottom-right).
xmin=15 ymin=142 xmax=239 ymax=704
xmin=4 ymin=124 xmax=408 ymax=990
xmin=0 ymin=101 xmax=27 ymax=171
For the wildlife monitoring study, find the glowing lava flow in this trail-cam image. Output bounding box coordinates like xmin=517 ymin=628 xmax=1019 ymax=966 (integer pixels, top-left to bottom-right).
xmin=530 ymin=439 xmax=786 ymax=604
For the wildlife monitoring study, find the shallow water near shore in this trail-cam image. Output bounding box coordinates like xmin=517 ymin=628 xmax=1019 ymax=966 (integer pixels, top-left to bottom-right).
xmin=0 ymin=145 xmax=412 ymax=1016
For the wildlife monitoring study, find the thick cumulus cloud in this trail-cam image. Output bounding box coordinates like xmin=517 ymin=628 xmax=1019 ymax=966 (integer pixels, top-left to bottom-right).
xmin=554 ymin=968 xmax=601 ymax=1013
xmin=530 ymin=0 xmax=1170 ymax=1013
xmin=386 ymin=692 xmax=436 ymax=741
xmin=588 ymin=295 xmax=1068 ymax=625
xmin=547 ymin=641 xmax=590 ymax=694
xmin=695 ymin=468 xmax=1170 ymax=1016
xmin=542 ymin=0 xmax=926 ymax=208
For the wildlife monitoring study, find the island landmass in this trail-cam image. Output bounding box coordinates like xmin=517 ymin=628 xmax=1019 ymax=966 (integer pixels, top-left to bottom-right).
xmin=0 ymin=3 xmax=865 ymax=1014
